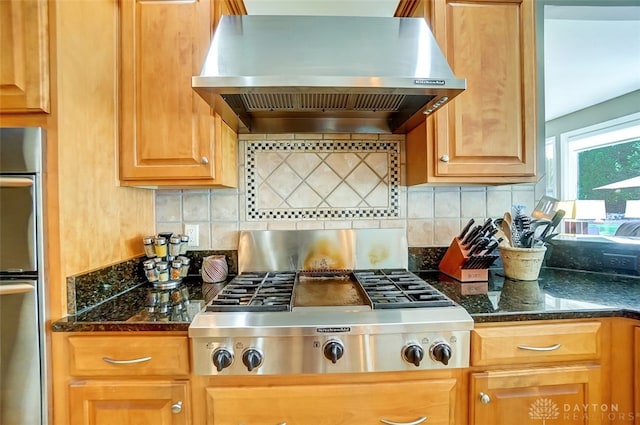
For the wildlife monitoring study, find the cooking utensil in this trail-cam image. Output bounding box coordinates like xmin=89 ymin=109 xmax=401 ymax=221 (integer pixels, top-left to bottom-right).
xmin=538 ymin=209 xmax=565 ymax=241
xmin=532 ymin=195 xmax=559 ymax=219
xmin=519 ymin=219 xmax=553 ymax=247
xmin=500 ymin=220 xmax=513 ymax=246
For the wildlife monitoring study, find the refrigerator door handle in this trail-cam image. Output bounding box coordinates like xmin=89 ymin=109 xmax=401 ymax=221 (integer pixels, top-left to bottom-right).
xmin=0 ymin=283 xmax=35 ymax=295
xmin=0 ymin=177 xmax=34 ymax=188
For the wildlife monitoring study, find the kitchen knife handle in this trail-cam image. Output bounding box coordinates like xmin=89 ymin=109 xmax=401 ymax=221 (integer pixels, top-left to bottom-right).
xmin=380 ymin=417 xmax=427 ymax=425
xmin=102 ymin=356 xmax=152 ymax=365
xmin=458 ymin=218 xmax=475 ymax=239
xmin=461 ymin=225 xmax=481 ymax=245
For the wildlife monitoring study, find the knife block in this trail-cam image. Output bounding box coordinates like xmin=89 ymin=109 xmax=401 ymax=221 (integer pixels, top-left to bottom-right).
xmin=438 ymin=237 xmax=489 ymax=282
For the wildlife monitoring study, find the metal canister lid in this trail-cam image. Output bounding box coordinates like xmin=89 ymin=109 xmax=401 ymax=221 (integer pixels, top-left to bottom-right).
xmin=178 ymin=256 xmax=190 ymax=264
xmin=143 ymin=259 xmax=156 ymax=269
xmin=156 ymin=261 xmax=169 ymax=270
xmin=154 ymin=237 xmax=167 ymax=245
xmin=170 ymin=236 xmax=181 ymax=244
xmin=180 ymin=234 xmax=190 ymax=242
xmin=143 ymin=236 xmax=155 ymax=244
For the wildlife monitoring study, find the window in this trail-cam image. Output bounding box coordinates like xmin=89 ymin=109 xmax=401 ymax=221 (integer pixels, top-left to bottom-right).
xmin=559 ymin=112 xmax=640 ymax=203
xmin=549 ymin=112 xmax=640 ymax=235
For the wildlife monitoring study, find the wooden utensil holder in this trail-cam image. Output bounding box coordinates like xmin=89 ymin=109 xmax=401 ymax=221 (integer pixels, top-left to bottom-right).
xmin=438 ymin=237 xmax=489 ymax=282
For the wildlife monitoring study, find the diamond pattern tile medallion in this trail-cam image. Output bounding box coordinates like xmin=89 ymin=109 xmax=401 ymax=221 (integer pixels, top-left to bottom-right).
xmin=246 ymin=139 xmax=399 ymax=220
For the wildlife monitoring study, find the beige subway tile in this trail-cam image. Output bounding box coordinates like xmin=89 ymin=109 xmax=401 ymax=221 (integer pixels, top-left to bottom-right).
xmin=211 ymin=192 xmax=239 ymax=221
xmin=434 ymin=190 xmax=460 ymax=218
xmin=183 ymin=192 xmax=210 ymax=222
xmin=433 ymin=218 xmax=460 ymax=246
xmin=155 ymin=193 xmax=182 ymax=222
xmin=460 ymin=191 xmax=486 ymax=218
xmin=266 ymin=133 xmax=295 ymax=140
xmin=408 ymin=189 xmax=434 ymax=219
xmin=267 ymin=221 xmax=297 ymax=230
xmin=210 ymin=222 xmax=238 ymax=250
xmin=324 ymin=220 xmax=352 ymax=229
xmin=407 ymin=219 xmax=434 ymax=246
xmin=296 ymin=221 xmax=325 ymax=230
xmin=323 ymin=133 xmax=351 ymax=139
xmin=487 ymin=190 xmax=512 ymax=217
xmin=239 ymin=134 xmax=267 ymax=141
xmin=352 ymin=220 xmax=380 ymax=229
xmin=294 ymin=133 xmax=323 ymax=140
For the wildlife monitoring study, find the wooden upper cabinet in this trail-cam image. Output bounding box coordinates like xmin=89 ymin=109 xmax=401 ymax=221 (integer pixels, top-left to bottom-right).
xmin=119 ymin=0 xmax=237 ymax=187
xmin=406 ymin=0 xmax=537 ymax=184
xmin=0 ymin=0 xmax=50 ymax=113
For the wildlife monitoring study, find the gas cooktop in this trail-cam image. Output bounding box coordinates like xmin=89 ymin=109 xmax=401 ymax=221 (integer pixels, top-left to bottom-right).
xmin=205 ymin=269 xmax=456 ymax=312
xmin=189 ymin=229 xmax=473 ymax=375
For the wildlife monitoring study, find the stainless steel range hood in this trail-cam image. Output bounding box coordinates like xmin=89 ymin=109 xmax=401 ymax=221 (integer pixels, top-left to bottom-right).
xmin=193 ymin=15 xmax=466 ymax=134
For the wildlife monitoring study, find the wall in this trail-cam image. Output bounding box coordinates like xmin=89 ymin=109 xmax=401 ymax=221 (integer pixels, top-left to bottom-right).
xmin=48 ymin=0 xmax=155 ymax=318
xmin=155 ymin=133 xmax=546 ymax=250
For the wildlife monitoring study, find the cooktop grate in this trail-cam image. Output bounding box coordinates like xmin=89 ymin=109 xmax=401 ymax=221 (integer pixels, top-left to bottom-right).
xmin=205 ymin=269 xmax=456 ymax=313
xmin=205 ymin=272 xmax=295 ymax=312
xmin=354 ymin=270 xmax=456 ymax=309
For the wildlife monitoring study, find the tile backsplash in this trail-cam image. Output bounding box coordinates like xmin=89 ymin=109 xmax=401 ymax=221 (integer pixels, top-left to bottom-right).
xmin=155 ymin=133 xmax=546 ymax=249
xmin=246 ymin=137 xmax=399 ymax=220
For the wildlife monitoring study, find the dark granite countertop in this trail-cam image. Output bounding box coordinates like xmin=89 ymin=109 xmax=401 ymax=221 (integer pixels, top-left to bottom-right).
xmin=51 ymin=267 xmax=640 ymax=332
xmin=417 ymin=267 xmax=640 ymax=323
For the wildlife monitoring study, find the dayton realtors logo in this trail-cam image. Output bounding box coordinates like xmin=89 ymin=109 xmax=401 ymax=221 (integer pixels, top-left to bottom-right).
xmin=529 ymin=398 xmax=560 ymax=424
xmin=530 ymin=398 xmax=637 ymax=422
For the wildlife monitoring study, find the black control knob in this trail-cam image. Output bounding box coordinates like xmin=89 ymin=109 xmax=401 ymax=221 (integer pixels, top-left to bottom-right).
xmin=431 ymin=342 xmax=452 ymax=366
xmin=323 ymin=340 xmax=344 ymax=364
xmin=242 ymin=348 xmax=263 ymax=372
xmin=403 ymin=344 xmax=424 ymax=367
xmin=212 ymin=348 xmax=233 ymax=372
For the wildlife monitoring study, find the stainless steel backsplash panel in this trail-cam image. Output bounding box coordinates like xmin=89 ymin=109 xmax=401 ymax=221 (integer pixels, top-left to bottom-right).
xmin=238 ymin=229 xmax=408 ymax=273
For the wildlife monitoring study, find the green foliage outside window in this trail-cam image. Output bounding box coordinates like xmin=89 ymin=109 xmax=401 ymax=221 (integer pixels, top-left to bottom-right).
xmin=578 ymin=140 xmax=640 ymax=214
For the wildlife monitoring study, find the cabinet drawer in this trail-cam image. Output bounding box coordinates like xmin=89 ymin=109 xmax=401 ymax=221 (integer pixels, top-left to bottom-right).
xmin=471 ymin=322 xmax=601 ymax=366
xmin=68 ymin=336 xmax=189 ymax=377
xmin=207 ymin=379 xmax=457 ymax=425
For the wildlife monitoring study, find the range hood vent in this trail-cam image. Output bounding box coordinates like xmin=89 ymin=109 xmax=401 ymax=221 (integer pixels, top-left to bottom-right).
xmin=193 ymin=15 xmax=466 ymax=134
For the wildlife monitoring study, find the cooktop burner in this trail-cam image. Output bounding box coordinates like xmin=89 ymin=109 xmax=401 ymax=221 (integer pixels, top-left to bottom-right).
xmin=204 ymin=269 xmax=455 ymax=312
xmin=206 ymin=272 xmax=295 ymax=312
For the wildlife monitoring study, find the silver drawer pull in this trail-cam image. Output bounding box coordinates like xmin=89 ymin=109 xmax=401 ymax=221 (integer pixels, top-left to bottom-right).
xmin=380 ymin=417 xmax=427 ymax=425
xmin=517 ymin=343 xmax=562 ymax=352
xmin=102 ymin=356 xmax=152 ymax=365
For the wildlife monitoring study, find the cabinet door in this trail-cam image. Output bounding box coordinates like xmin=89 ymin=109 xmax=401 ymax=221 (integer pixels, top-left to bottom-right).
xmin=0 ymin=0 xmax=50 ymax=112
xmin=206 ymin=379 xmax=457 ymax=425
xmin=635 ymin=327 xmax=640 ymax=425
xmin=471 ymin=365 xmax=602 ymax=425
xmin=406 ymin=0 xmax=537 ymax=184
xmin=69 ymin=380 xmax=189 ymax=425
xmin=119 ymin=0 xmax=236 ymax=187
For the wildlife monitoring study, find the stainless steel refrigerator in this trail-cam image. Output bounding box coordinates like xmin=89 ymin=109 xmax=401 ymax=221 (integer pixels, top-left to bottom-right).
xmin=0 ymin=127 xmax=46 ymax=425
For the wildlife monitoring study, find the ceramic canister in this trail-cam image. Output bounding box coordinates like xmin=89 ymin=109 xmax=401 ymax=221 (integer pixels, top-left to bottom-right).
xmin=201 ymin=255 xmax=228 ymax=283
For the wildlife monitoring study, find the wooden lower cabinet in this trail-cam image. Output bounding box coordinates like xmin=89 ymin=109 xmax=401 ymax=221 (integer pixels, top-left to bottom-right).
xmin=52 ymin=332 xmax=192 ymax=425
xmin=470 ymin=365 xmax=602 ymax=425
xmin=53 ymin=319 xmax=640 ymax=425
xmin=204 ymin=378 xmax=457 ymax=425
xmin=633 ymin=326 xmax=640 ymax=425
xmin=69 ymin=380 xmax=190 ymax=425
